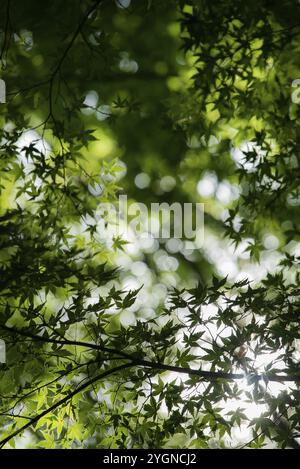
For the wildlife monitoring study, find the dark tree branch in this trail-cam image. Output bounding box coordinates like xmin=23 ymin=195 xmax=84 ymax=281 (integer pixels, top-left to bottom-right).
xmin=0 ymin=323 xmax=132 ymax=360
xmin=1 ymin=324 xmax=300 ymax=383
xmin=0 ymin=362 xmax=133 ymax=449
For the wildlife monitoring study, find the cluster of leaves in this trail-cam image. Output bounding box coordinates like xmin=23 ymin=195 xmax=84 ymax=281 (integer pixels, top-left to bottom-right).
xmin=175 ymin=0 xmax=300 ymax=249
xmin=0 ymin=272 xmax=299 ymax=448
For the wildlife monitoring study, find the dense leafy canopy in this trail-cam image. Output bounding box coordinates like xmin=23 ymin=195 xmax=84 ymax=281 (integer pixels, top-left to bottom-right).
xmin=0 ymin=0 xmax=299 ymax=449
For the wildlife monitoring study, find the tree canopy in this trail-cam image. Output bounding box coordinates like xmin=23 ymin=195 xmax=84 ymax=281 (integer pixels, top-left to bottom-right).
xmin=0 ymin=0 xmax=299 ymax=449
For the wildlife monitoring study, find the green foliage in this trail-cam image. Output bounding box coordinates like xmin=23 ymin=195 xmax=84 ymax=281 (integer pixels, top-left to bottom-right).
xmin=0 ymin=0 xmax=299 ymax=449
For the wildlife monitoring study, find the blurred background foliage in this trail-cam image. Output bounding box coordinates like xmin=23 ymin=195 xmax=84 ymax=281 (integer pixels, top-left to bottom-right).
xmin=0 ymin=0 xmax=299 ymax=449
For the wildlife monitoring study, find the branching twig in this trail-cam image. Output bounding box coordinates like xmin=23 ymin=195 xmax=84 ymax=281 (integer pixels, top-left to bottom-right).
xmin=0 ymin=363 xmax=133 ymax=448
